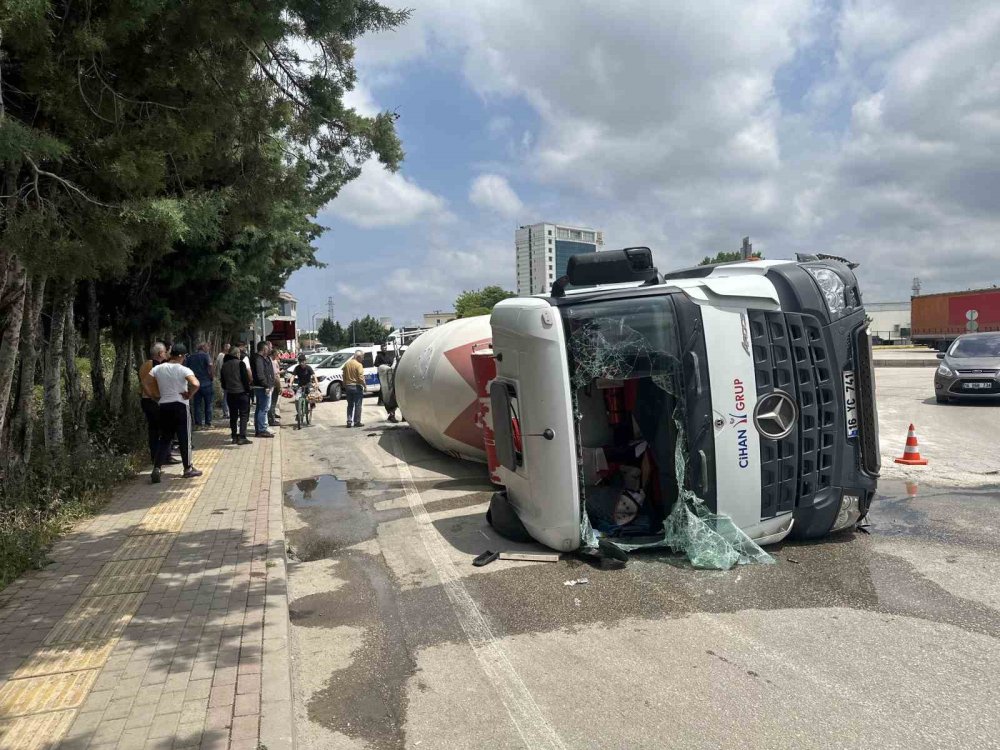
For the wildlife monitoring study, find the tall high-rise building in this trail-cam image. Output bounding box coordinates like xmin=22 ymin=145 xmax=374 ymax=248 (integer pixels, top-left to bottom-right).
xmin=515 ymin=223 xmax=604 ymax=295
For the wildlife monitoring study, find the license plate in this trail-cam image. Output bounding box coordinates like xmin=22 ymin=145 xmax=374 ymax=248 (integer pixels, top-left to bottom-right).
xmin=963 ymin=382 xmax=992 ymax=390
xmin=843 ymin=371 xmax=859 ymax=438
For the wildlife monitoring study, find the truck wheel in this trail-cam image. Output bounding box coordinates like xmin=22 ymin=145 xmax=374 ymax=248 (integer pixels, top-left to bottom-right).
xmin=327 ymin=382 xmax=343 ymax=402
xmin=486 ymin=491 xmax=533 ymax=543
xmin=935 ymin=394 xmax=950 ymax=404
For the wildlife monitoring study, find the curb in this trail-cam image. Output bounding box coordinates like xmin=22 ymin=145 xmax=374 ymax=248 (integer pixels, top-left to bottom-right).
xmin=259 ymin=426 xmax=295 ymax=749
xmin=874 ymin=359 xmax=939 ymax=368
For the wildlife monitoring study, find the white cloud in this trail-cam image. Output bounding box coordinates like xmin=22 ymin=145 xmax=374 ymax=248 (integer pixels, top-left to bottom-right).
xmin=342 ymin=82 xmax=380 ymax=117
xmin=332 ymin=0 xmax=1000 ymax=316
xmin=324 ymin=164 xmax=450 ymax=228
xmin=468 ymin=174 xmax=524 ymax=218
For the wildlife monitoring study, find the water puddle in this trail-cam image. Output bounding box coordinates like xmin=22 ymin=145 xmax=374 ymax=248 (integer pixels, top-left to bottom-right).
xmin=284 ymin=474 xmax=404 ymax=561
xmin=285 ymin=475 xmax=355 ymax=509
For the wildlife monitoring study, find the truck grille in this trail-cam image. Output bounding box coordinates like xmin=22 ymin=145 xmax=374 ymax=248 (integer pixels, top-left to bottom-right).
xmin=854 ymin=326 xmax=880 ymax=476
xmin=748 ymin=311 xmax=838 ymax=520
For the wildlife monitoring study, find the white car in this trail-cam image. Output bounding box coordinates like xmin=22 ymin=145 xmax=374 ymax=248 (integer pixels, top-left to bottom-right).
xmin=310 ymin=346 xmax=387 ymax=401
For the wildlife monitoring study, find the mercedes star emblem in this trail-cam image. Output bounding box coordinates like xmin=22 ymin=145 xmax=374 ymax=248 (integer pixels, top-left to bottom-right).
xmin=753 ymin=391 xmax=798 ymax=440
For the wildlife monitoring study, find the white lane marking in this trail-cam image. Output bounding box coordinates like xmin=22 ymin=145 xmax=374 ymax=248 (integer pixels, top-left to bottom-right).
xmin=390 ymin=432 xmax=567 ymax=750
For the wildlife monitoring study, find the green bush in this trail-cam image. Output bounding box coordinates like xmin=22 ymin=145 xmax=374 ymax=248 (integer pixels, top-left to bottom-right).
xmin=0 ymin=413 xmax=142 ymax=590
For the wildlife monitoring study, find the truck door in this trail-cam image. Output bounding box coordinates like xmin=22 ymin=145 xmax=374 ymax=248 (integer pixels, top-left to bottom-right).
xmin=490 ymin=298 xmax=582 ymax=551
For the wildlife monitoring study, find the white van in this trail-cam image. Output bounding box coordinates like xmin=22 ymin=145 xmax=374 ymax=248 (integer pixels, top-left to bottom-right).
xmin=309 ymin=346 xmax=390 ymax=401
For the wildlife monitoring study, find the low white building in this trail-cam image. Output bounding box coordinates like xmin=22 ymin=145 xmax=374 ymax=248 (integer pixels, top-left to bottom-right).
xmin=423 ymin=310 xmax=457 ymax=327
xmin=867 ymin=301 xmax=911 ymax=343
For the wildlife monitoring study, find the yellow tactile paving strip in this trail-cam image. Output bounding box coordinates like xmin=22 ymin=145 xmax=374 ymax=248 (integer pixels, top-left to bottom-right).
xmin=0 ymin=440 xmax=226 ymax=748
xmin=0 ymin=670 xmax=99 ymax=717
xmin=13 ymin=642 xmax=117 ymax=679
xmin=0 ymin=710 xmax=76 ymax=749
xmin=130 ymin=510 xmax=193 ymax=534
xmin=83 ymin=558 xmax=163 ymax=597
xmin=43 ymin=593 xmax=146 ymax=645
xmin=111 ymin=532 xmax=176 ymax=561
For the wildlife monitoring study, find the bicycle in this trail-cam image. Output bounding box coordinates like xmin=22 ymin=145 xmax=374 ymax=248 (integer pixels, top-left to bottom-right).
xmin=294 ymin=384 xmax=314 ymax=429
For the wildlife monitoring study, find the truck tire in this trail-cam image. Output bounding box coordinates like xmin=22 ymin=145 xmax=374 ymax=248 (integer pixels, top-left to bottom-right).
xmin=327 ymin=381 xmax=343 ymax=402
xmin=486 ymin=491 xmax=533 ymax=543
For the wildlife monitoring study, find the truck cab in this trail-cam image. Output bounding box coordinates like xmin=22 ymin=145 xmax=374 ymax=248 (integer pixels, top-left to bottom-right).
xmin=487 ymin=248 xmax=880 ymax=555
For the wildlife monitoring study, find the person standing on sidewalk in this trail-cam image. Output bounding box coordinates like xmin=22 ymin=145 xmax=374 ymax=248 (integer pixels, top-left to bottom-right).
xmin=250 ymin=341 xmax=276 ymax=438
xmin=268 ymin=349 xmax=282 ymax=427
xmin=215 ymin=343 xmax=231 ymax=419
xmin=342 ymin=349 xmax=366 ymax=428
xmin=138 ymin=342 xmax=179 ymax=465
xmin=144 ymin=343 xmax=203 ymax=483
xmin=221 ymin=344 xmax=253 ymax=445
xmin=186 ymin=342 xmax=215 ymax=429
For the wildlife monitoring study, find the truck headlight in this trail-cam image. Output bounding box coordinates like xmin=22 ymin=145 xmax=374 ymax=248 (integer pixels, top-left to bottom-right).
xmin=936 ymin=363 xmax=953 ymax=377
xmin=805 ymin=267 xmax=848 ymax=317
xmin=831 ymin=493 xmax=861 ymax=532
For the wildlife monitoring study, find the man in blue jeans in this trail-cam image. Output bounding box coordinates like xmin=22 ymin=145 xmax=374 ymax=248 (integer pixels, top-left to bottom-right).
xmin=185 ymin=342 xmax=215 ymax=428
xmin=342 ymin=349 xmax=366 ymax=427
xmin=250 ymin=341 xmax=275 ymax=438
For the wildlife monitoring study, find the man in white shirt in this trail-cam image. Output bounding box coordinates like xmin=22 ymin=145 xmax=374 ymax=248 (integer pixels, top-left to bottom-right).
xmin=143 ymin=343 xmax=204 ymax=484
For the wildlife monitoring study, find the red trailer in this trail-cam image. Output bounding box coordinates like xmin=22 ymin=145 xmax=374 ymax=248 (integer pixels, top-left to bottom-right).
xmin=911 ymin=288 xmax=1000 ymax=349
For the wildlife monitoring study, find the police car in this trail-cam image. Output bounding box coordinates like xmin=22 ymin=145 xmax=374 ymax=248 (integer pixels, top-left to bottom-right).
xmin=310 ymin=346 xmax=386 ymax=401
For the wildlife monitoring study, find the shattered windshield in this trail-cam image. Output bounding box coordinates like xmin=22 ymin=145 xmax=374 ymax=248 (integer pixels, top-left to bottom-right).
xmin=565 ymin=295 xmax=681 ymax=390
xmin=563 ymin=293 xmax=773 ymax=570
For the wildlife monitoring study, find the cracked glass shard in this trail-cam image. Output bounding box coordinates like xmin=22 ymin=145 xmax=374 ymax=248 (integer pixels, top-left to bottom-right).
xmin=568 ymin=310 xmax=774 ymax=570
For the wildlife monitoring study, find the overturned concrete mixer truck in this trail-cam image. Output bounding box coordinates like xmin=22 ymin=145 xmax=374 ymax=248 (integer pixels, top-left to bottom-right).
xmin=392 ymin=248 xmax=880 ymax=566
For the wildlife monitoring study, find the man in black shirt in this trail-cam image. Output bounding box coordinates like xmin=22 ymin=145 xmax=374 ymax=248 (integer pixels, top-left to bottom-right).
xmin=221 ymin=343 xmax=253 ymax=445
xmin=290 ymin=353 xmax=318 ymax=390
xmin=250 ymin=341 xmax=275 ymax=438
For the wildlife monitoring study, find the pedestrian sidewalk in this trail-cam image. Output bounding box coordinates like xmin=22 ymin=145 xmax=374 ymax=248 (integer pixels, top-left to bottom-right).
xmin=0 ymin=428 xmax=293 ymax=750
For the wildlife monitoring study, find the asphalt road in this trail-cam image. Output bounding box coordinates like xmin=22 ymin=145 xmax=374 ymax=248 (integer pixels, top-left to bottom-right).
xmin=279 ymin=382 xmax=1000 ymax=750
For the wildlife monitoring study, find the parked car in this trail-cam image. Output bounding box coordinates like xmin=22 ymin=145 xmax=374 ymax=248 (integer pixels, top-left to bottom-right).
xmin=934 ymin=332 xmax=1000 ymax=403
xmin=311 ymin=346 xmax=386 ymax=401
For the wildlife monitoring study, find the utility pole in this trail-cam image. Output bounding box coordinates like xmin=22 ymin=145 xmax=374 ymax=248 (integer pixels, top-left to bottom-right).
xmin=911 ymin=277 xmax=922 ymax=297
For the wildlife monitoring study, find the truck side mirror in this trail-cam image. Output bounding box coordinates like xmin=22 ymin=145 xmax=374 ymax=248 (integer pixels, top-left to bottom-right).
xmin=490 ymin=381 xmax=519 ymax=471
xmin=936 ymin=352 xmax=945 ymax=359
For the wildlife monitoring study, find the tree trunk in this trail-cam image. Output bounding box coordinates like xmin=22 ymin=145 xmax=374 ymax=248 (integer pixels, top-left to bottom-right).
xmin=108 ymin=336 xmax=130 ymax=416
xmin=10 ymin=274 xmax=46 ymax=464
xmin=43 ymin=286 xmax=69 ymax=452
xmin=87 ymin=280 xmax=107 ymax=405
xmin=63 ymin=288 xmax=87 ymax=447
xmin=0 ymin=255 xmax=27 ymax=446
xmin=120 ymin=338 xmax=134 ymax=414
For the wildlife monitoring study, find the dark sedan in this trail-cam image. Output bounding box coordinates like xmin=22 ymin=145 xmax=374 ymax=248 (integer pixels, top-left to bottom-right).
xmin=934 ymin=332 xmax=1000 ymax=403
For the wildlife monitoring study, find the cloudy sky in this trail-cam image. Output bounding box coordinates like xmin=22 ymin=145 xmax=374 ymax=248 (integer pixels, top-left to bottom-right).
xmin=287 ymin=0 xmax=1000 ymax=329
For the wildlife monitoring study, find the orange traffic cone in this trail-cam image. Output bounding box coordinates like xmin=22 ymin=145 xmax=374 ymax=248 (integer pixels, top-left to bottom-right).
xmin=894 ymin=424 xmax=929 ymax=466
